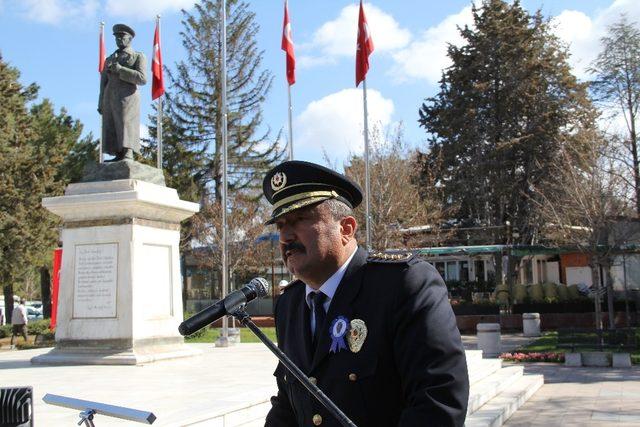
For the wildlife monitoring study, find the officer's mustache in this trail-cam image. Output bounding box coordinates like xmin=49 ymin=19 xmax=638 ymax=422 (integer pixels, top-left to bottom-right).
xmin=282 ymin=242 xmax=306 ymax=256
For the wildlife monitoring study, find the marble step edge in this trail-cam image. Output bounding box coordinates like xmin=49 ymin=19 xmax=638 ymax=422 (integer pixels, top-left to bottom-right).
xmin=464 ymin=374 xmax=544 ymax=427
xmin=468 ymin=358 xmax=504 ymax=385
xmin=466 ymin=350 xmax=484 ymax=362
xmin=467 ymin=365 xmax=524 ymax=415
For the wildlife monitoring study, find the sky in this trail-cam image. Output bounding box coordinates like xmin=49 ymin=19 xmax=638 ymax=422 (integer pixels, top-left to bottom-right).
xmin=0 ymin=0 xmax=639 ymax=169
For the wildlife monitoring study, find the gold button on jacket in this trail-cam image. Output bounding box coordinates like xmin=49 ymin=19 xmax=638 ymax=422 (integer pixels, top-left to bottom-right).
xmin=312 ymin=414 xmax=323 ymax=425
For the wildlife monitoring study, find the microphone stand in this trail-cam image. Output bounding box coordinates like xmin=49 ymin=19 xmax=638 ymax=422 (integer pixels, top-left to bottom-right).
xmin=231 ymin=308 xmax=357 ymax=427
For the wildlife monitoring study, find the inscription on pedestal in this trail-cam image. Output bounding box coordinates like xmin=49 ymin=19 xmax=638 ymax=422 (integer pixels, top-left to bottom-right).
xmin=73 ymin=243 xmax=118 ymax=318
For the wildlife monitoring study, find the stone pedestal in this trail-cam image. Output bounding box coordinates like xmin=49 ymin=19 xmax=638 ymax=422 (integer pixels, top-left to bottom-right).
xmin=32 ymin=178 xmax=200 ymax=365
xmin=582 ymin=351 xmax=611 ymax=367
xmin=477 ymin=323 xmax=501 ymax=358
xmin=564 ymin=352 xmax=582 ymax=367
xmin=612 ymin=353 xmax=632 ymax=368
xmin=522 ymin=313 xmax=541 ymax=337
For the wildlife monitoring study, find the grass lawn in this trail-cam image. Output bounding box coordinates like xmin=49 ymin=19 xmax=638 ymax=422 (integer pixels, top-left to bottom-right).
xmin=185 ymin=326 xmax=277 ymax=344
xmin=518 ymin=330 xmax=640 ymax=364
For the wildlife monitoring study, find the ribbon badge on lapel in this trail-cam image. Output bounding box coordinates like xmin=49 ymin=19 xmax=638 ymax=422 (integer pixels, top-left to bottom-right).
xmin=329 ymin=316 xmax=349 ymax=353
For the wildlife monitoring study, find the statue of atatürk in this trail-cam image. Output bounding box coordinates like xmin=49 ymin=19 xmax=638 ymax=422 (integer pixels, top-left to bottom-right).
xmin=98 ymin=24 xmax=147 ymax=161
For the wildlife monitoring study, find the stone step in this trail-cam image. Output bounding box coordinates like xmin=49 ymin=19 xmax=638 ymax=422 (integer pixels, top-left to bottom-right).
xmin=464 ymin=373 xmax=544 ymax=427
xmin=467 ymin=365 xmax=524 ymax=415
xmin=466 ymin=349 xmax=484 ymax=363
xmin=467 ymin=358 xmax=504 ymax=386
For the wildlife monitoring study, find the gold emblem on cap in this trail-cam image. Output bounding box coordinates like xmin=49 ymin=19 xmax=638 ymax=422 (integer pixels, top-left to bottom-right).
xmin=271 ymin=171 xmax=287 ymax=191
xmin=347 ymin=319 xmax=368 ymax=353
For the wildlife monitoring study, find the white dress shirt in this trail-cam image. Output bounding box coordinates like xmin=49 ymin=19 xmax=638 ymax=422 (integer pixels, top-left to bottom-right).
xmin=305 ymin=247 xmax=358 ymax=335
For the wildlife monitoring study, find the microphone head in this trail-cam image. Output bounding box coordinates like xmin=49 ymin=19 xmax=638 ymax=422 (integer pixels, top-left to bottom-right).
xmin=249 ymin=277 xmax=270 ymax=298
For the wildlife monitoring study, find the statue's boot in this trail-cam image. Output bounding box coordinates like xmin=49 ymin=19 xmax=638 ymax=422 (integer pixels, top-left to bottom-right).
xmin=123 ymin=148 xmax=134 ymax=160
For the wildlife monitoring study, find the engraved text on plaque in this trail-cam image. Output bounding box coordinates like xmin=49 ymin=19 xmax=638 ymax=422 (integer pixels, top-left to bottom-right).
xmin=73 ymin=243 xmax=118 ymax=318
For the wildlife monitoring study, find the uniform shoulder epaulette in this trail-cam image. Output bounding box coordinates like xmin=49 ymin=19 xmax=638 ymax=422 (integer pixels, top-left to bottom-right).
xmin=367 ymin=251 xmax=416 ymax=264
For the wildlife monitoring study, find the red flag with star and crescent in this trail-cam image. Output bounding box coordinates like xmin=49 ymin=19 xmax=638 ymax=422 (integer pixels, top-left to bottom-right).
xmin=98 ymin=25 xmax=106 ymax=73
xmin=152 ymin=21 xmax=165 ymax=100
xmin=356 ymin=0 xmax=374 ymax=87
xmin=281 ymin=0 xmax=295 ymax=86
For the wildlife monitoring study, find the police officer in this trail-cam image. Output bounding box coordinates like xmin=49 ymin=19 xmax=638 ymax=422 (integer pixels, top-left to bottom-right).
xmin=264 ymin=160 xmax=469 ymax=426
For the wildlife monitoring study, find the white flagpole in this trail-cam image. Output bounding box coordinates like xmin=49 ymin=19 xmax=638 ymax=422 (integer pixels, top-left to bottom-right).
xmin=99 ymin=22 xmax=104 ymax=164
xmin=363 ymin=77 xmax=372 ymax=251
xmin=287 ymin=84 xmax=293 ymax=160
xmin=216 ymin=0 xmax=230 ymax=347
xmin=156 ymin=15 xmax=163 ymax=169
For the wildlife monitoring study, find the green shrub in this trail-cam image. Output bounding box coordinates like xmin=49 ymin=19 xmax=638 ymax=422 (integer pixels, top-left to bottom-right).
xmin=542 ymin=282 xmax=558 ymax=300
xmin=513 ymin=284 xmax=528 ymax=304
xmin=494 ymin=284 xmax=509 ymax=304
xmin=0 ymin=324 xmax=11 ymax=339
xmin=27 ymin=319 xmax=51 ymax=336
xmin=556 ymin=284 xmax=570 ymax=302
xmin=529 ymin=283 xmax=544 ymax=302
xmin=567 ymin=284 xmax=581 ymax=299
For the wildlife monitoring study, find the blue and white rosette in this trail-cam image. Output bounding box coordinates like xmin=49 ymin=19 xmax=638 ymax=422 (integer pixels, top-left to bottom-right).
xmin=329 ymin=316 xmax=349 ymax=353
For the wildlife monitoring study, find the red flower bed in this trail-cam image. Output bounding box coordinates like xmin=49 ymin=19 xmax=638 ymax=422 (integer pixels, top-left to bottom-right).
xmin=500 ymin=352 xmax=565 ymax=363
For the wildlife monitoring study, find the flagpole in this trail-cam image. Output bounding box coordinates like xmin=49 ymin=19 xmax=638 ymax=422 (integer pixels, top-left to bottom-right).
xmin=156 ymin=15 xmax=163 ymax=169
xmin=362 ymin=78 xmax=372 ymax=251
xmin=216 ymin=0 xmax=230 ymax=347
xmin=99 ymin=21 xmax=104 ymax=164
xmin=287 ymin=84 xmax=293 ymax=160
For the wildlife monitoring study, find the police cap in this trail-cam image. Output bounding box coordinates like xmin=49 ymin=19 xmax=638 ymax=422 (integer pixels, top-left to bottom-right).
xmin=263 ymin=160 xmax=363 ymax=225
xmin=113 ymin=24 xmax=135 ymax=37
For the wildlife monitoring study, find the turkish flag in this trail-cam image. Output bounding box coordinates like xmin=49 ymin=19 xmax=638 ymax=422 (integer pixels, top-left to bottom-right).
xmin=50 ymin=248 xmax=62 ymax=330
xmin=355 ymin=0 xmax=374 ymax=87
xmin=98 ymin=26 xmax=106 ymax=73
xmin=281 ymin=0 xmax=295 ymax=86
xmin=152 ymin=21 xmax=165 ymax=100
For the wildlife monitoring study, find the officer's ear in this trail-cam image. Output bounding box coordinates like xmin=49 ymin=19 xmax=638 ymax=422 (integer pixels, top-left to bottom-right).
xmin=339 ymin=216 xmax=357 ymax=242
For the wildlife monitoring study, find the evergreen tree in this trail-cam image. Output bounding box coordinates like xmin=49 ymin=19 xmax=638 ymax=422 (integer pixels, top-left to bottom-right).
xmin=0 ymin=54 xmax=38 ymax=318
xmin=589 ymin=16 xmax=640 ymax=215
xmin=0 ymin=55 xmax=96 ymax=318
xmin=418 ymin=0 xmax=598 ymax=245
xmin=154 ymin=0 xmax=282 ymax=203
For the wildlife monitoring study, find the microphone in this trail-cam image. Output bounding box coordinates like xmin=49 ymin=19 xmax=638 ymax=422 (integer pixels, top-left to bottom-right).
xmin=178 ymin=277 xmax=270 ymax=336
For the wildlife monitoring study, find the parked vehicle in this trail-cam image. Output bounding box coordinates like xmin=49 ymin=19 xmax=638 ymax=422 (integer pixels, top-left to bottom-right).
xmin=26 ymin=306 xmax=43 ymax=321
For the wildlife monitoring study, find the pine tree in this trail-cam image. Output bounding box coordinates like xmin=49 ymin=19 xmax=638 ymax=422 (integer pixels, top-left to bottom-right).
xmin=0 ymin=54 xmax=97 ymax=317
xmin=154 ymin=0 xmax=282 ymax=203
xmin=418 ymin=0 xmax=598 ymax=245
xmin=0 ymin=54 xmax=38 ymax=318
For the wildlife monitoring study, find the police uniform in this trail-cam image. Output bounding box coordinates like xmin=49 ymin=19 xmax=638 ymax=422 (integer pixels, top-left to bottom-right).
xmin=263 ymin=161 xmax=469 ymax=426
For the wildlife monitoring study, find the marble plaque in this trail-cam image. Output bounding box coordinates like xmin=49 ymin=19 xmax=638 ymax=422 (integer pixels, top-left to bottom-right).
xmin=73 ymin=243 xmax=118 ymax=318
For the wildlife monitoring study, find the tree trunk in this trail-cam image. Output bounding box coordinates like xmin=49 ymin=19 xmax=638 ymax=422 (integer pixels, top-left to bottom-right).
xmin=181 ymin=255 xmax=188 ymax=314
xmin=40 ymin=266 xmax=52 ymax=319
xmin=627 ymin=93 xmax=639 ymax=216
xmin=590 ymin=258 xmax=603 ymax=330
xmin=603 ymin=261 xmax=616 ymax=330
xmin=506 ymin=254 xmax=521 ymax=310
xmin=3 ymin=285 xmax=14 ymax=325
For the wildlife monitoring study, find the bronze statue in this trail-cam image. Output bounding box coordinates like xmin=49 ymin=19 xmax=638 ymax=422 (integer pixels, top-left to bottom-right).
xmin=98 ymin=24 xmax=147 ymax=161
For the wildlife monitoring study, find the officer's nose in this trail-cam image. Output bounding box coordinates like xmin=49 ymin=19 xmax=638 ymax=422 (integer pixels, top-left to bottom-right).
xmin=278 ymin=223 xmax=295 ymax=244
